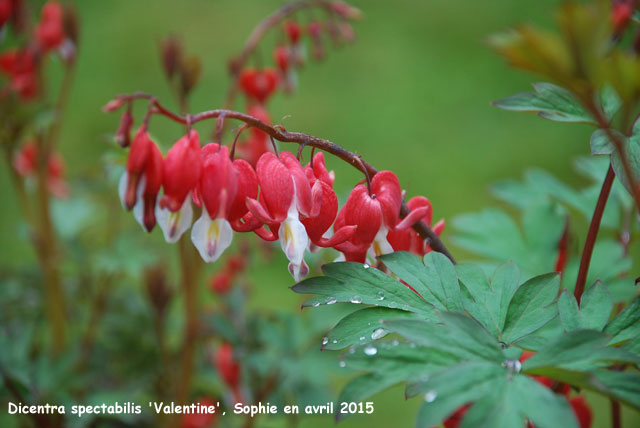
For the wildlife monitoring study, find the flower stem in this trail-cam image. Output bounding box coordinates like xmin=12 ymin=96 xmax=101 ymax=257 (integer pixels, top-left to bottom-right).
xmin=176 ymin=235 xmax=203 ymax=404
xmin=574 ymin=164 xmax=615 ymax=304
xmin=611 ymin=399 xmax=621 ymax=428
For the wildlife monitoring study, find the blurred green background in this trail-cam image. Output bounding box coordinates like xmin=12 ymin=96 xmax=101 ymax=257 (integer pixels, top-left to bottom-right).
xmin=2 ymin=0 xmax=636 ymax=427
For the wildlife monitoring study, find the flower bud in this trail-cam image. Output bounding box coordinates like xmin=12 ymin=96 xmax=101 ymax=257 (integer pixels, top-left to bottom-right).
xmin=330 ymin=1 xmax=363 ymax=20
xmin=284 ymin=21 xmax=302 ymax=45
xmin=115 ymin=111 xmax=134 ymax=148
xmin=35 ymin=1 xmax=65 ymax=52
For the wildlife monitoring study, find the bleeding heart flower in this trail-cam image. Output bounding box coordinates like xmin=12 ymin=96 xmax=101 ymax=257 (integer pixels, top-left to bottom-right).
xmin=304 ymin=151 xmax=335 ymax=188
xmin=612 ymin=1 xmax=634 ymax=32
xmin=247 ymin=151 xmax=322 ymax=280
xmin=0 ymin=48 xmax=38 ymax=100
xmin=239 ymin=67 xmax=279 ymax=104
xmin=180 ymin=397 xmax=217 ymax=428
xmin=0 ymin=0 xmax=12 ymax=28
xmin=35 ymin=1 xmax=65 ymax=52
xmin=191 ymin=144 xmax=260 ymax=263
xmin=443 ymin=404 xmax=471 ymax=428
xmin=334 ymin=170 xmax=430 ymax=263
xmin=284 ymin=21 xmax=302 ymax=45
xmin=156 ymin=130 xmax=201 ymax=243
xmin=569 ymin=396 xmax=592 ymax=428
xmin=274 ymin=45 xmax=291 ymax=75
xmin=118 ymin=127 xmax=164 ymax=232
xmin=301 ymin=154 xmax=355 ymax=248
xmin=308 ymin=21 xmax=326 ymax=61
xmin=214 ymin=343 xmax=242 ymax=403
xmin=13 ymin=141 xmax=70 ymax=198
xmin=387 ymin=196 xmax=445 ymax=256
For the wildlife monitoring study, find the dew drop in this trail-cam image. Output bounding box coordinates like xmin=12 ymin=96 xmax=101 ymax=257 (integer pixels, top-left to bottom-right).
xmin=424 ymin=391 xmax=437 ymax=403
xmin=503 ymin=359 xmax=522 ymax=374
xmin=326 ymin=297 xmax=337 ymax=305
xmin=312 ymin=302 xmax=321 ymax=307
xmin=322 ymin=337 xmax=329 ymax=346
xmin=376 ymin=291 xmax=385 ymax=301
xmin=339 ymin=360 xmax=347 ymax=368
xmin=359 ymin=336 xmax=366 ymax=341
xmin=350 ymin=296 xmax=362 ymax=304
xmin=332 ymin=339 xmax=338 ymax=344
xmin=364 ymin=264 xmax=371 ymax=269
xmin=363 ymin=345 xmax=378 ymax=356
xmin=371 ymin=328 xmax=387 ymax=340
xmin=348 ymin=347 xmax=356 ymax=354
xmin=388 ymin=301 xmax=397 ymax=309
xmin=391 ymin=339 xmax=400 ymax=346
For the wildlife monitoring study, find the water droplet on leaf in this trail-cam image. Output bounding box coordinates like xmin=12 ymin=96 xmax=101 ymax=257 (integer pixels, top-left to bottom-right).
xmin=371 ymin=328 xmax=387 ymax=340
xmin=364 ymin=345 xmax=378 ymax=356
xmin=424 ymin=391 xmax=437 ymax=403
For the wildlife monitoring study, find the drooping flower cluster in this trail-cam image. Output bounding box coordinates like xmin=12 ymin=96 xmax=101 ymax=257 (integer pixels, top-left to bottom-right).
xmin=0 ymin=1 xmax=76 ymax=100
xmin=115 ymin=126 xmax=442 ymax=281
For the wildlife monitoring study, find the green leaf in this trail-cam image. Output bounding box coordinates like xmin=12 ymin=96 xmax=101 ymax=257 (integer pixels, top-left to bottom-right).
xmin=589 ymin=128 xmax=620 ymax=155
xmin=580 ymin=281 xmax=613 ymax=330
xmin=384 ymin=315 xmax=504 ymax=363
xmin=601 ymin=85 xmax=622 ymax=121
xmin=323 ymin=307 xmax=424 ymax=351
xmin=343 ymin=341 xmax=454 ymax=373
xmin=529 ymin=368 xmax=640 ymax=411
xmin=335 ymin=372 xmax=405 ymax=421
xmin=457 ymin=264 xmax=501 ymax=337
xmin=558 ymin=281 xmax=613 ymax=331
xmin=412 ymin=361 xmax=505 ymax=427
xmin=605 ymin=297 xmax=640 ymax=345
xmin=591 ymin=370 xmax=640 ymax=409
xmin=492 ymin=262 xmax=523 ymax=332
xmin=458 ymin=374 xmax=579 ymax=428
xmin=493 ymin=82 xmax=593 ymax=123
xmin=439 ymin=312 xmax=505 ymax=362
xmin=379 ymin=251 xmax=462 ymax=312
xmin=523 ymin=329 xmax=640 ymax=372
xmin=452 ymin=202 xmax=564 ymax=278
xmin=502 ymin=273 xmax=560 ymax=343
xmin=611 ymin=135 xmax=640 ymax=198
xmin=510 ymin=375 xmax=579 ymax=428
xmin=291 ymin=262 xmax=434 ymax=317
xmin=558 ymin=289 xmax=581 ymax=331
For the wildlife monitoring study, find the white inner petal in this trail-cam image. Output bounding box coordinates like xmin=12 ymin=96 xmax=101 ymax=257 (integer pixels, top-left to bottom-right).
xmin=368 ymin=226 xmax=393 ymax=261
xmin=279 ymin=203 xmax=309 ymax=266
xmin=156 ymin=194 xmax=193 ymax=243
xmin=191 ymin=212 xmax=234 ymax=263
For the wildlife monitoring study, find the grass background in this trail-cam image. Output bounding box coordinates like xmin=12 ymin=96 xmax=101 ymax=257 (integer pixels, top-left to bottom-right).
xmin=1 ymin=0 xmax=637 ymax=427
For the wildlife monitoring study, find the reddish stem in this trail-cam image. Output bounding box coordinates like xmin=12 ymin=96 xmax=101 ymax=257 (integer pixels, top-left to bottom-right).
xmin=574 ymin=165 xmax=615 ymax=304
xmin=611 ymin=398 xmax=621 ymax=428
